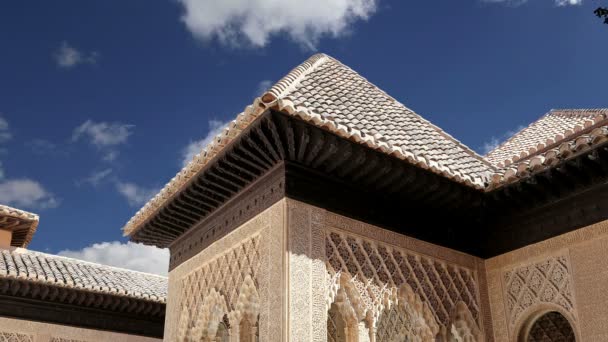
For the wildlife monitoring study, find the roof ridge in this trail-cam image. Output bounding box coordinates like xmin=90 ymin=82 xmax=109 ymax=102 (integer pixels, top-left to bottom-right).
xmin=341 ymin=59 xmax=495 ymax=173
xmin=549 ymin=108 xmax=608 ymax=117
xmin=267 ymin=54 xmax=495 ymax=175
xmin=16 ymin=248 xmax=168 ymax=279
xmin=123 ymin=53 xmax=495 ymax=239
xmin=488 ymin=122 xmax=608 ymax=188
xmin=0 ymin=204 xmax=38 ymax=221
xmin=0 ymin=205 xmax=40 ymax=248
xmin=485 ymin=108 xmax=608 ymax=166
xmin=261 ymin=53 xmax=328 ymax=104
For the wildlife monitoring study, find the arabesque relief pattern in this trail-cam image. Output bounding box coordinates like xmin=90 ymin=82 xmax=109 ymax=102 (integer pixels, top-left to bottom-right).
xmin=177 ymin=234 xmax=263 ymax=341
xmin=0 ymin=333 xmax=33 ymax=342
xmin=325 ymin=229 xmax=481 ymax=333
xmin=503 ymin=254 xmax=574 ymax=331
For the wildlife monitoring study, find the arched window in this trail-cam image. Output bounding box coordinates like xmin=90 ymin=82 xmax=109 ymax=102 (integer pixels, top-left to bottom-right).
xmin=524 ymin=311 xmax=575 ymax=342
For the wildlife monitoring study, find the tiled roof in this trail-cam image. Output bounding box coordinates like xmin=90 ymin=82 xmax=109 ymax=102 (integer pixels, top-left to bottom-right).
xmin=123 ymin=53 xmax=495 ymax=237
xmin=485 ymin=109 xmax=608 ymax=167
xmin=488 ymin=119 xmax=608 ymax=188
xmin=0 ymin=248 xmax=167 ymax=302
xmin=0 ymin=205 xmax=39 ymax=248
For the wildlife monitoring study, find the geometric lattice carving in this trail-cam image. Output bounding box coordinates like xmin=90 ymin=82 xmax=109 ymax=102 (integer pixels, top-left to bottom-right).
xmin=527 ymin=311 xmax=575 ymax=342
xmin=176 ymin=305 xmax=191 ymax=342
xmin=191 ymin=288 xmax=229 ymax=340
xmin=504 ymin=254 xmax=574 ymax=329
xmin=0 ymin=333 xmax=33 ymax=342
xmin=326 ymin=274 xmax=365 ymax=341
xmin=375 ymin=284 xmax=440 ymax=342
xmin=180 ymin=234 xmax=261 ymax=328
xmin=326 ymin=230 xmax=480 ymax=329
xmin=231 ymin=274 xmax=260 ymax=324
xmin=178 ymin=233 xmax=262 ymax=339
xmin=328 ymin=304 xmax=345 ymax=342
xmin=449 ymin=301 xmax=483 ymax=342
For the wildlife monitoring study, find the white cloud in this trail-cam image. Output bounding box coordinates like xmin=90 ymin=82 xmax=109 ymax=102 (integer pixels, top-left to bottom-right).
xmin=72 ymin=120 xmax=133 ymax=147
xmin=116 ymin=181 xmax=159 ymax=207
xmin=256 ymin=79 xmax=273 ymax=97
xmin=58 ymin=241 xmax=169 ymax=276
xmin=0 ymin=115 xmax=11 ymax=143
xmin=0 ymin=179 xmax=59 ymax=209
xmin=0 ymin=116 xmax=57 ymax=209
xmin=181 ymin=119 xmax=228 ymax=166
xmin=480 ymin=125 xmax=526 ymax=155
xmin=483 ymin=0 xmax=581 ymax=6
xmin=72 ymin=120 xmax=133 ymax=163
xmin=102 ymin=150 xmax=119 ymax=162
xmin=481 ymin=137 xmax=501 ymax=155
xmin=53 ymin=41 xmax=99 ymax=68
xmin=176 ymin=0 xmax=378 ymax=49
xmin=554 ymin=0 xmax=581 ymax=5
xmin=0 ymin=114 xmax=9 ymax=179
xmin=78 ymin=168 xmax=113 ymax=187
xmin=26 ymin=139 xmax=64 ymax=156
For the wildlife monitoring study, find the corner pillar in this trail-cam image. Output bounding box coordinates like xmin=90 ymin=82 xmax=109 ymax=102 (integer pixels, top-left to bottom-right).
xmin=287 ymin=200 xmax=328 ymax=341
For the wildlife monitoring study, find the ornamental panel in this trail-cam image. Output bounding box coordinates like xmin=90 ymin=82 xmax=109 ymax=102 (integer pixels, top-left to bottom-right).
xmin=178 ymin=233 xmax=262 ymax=339
xmin=503 ymin=254 xmax=574 ymax=330
xmin=0 ymin=333 xmax=33 ymax=342
xmin=325 ymin=229 xmax=481 ymax=330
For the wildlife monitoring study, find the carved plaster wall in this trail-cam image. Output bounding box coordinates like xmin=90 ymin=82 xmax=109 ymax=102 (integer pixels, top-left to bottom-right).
xmin=0 ymin=332 xmax=33 ymax=342
xmin=168 ymin=198 xmax=489 ymax=341
xmin=482 ymin=219 xmax=608 ymax=341
xmin=502 ymin=254 xmax=574 ymax=333
xmin=286 ymin=199 xmax=486 ymax=342
xmin=165 ymin=200 xmax=285 ymax=341
xmin=486 ymin=250 xmax=579 ymax=342
xmin=0 ymin=317 xmax=158 ymax=342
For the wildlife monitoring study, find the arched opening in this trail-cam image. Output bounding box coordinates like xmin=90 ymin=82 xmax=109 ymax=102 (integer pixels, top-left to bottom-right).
xmin=239 ymin=315 xmax=259 ymax=342
xmin=326 ymin=275 xmax=364 ymax=342
xmin=215 ymin=321 xmax=230 ymax=342
xmin=524 ymin=311 xmax=575 ymax=342
xmin=328 ymin=302 xmax=350 ymax=342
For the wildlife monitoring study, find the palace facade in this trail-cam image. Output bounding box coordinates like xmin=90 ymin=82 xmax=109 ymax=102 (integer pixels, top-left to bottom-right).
xmin=0 ymin=205 xmax=167 ymax=341
xmin=121 ymin=54 xmax=607 ymax=341
xmin=2 ymin=54 xmax=606 ymax=341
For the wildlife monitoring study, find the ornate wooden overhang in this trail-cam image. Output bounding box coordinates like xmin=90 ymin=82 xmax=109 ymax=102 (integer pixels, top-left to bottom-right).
xmin=133 ymin=109 xmax=608 ymax=267
xmin=481 ymin=141 xmax=608 ymax=256
xmin=136 ymin=110 xmax=485 ymax=269
xmin=0 ymin=278 xmax=165 ymax=337
xmin=0 ymin=205 xmax=39 ymax=248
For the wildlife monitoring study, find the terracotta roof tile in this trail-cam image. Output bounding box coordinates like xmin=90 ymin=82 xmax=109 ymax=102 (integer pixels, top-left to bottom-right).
xmin=485 ymin=109 xmax=608 ymax=167
xmin=121 ymin=55 xmax=606 ymax=238
xmin=0 ymin=248 xmax=167 ymax=302
xmin=123 ymin=53 xmax=495 ymax=237
xmin=488 ymin=120 xmax=608 ymax=188
xmin=0 ymin=205 xmax=39 ymax=248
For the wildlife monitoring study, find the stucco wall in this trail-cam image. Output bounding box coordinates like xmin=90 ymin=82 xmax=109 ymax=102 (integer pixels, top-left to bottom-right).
xmin=164 ymin=199 xmax=286 ymax=341
xmin=485 ymin=218 xmax=608 ymax=342
xmin=0 ymin=317 xmax=159 ymax=342
xmin=285 ymin=199 xmax=489 ymax=341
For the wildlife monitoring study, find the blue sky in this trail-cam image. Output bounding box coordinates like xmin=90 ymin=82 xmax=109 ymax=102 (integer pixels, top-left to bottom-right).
xmin=0 ymin=0 xmax=606 ymax=274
